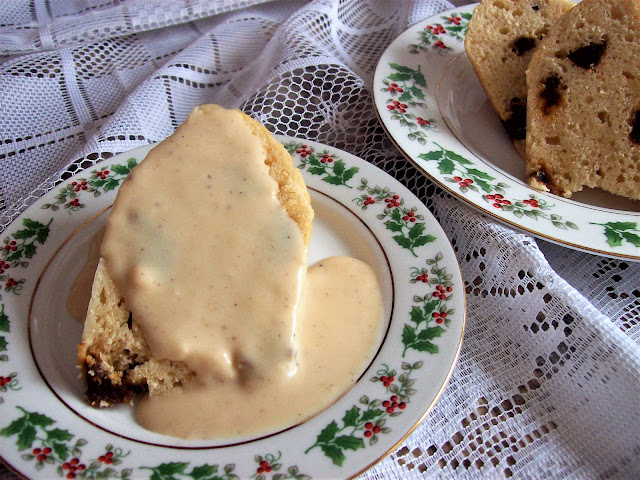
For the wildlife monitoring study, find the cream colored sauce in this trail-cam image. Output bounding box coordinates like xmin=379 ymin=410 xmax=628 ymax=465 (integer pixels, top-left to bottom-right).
xmin=137 ymin=256 xmax=382 ymax=439
xmin=101 ymin=107 xmax=306 ymax=383
xmin=101 ymin=105 xmax=383 ymax=439
xmin=67 ymin=227 xmax=105 ymax=323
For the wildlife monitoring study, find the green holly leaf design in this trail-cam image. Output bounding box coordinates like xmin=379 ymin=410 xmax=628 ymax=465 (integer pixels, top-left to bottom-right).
xmin=422 ymin=146 xmax=585 ymax=230
xmin=40 ymin=159 xmax=138 ymax=214
xmin=1 ymin=417 xmax=25 ymax=437
xmin=291 ymin=146 xmax=359 ymax=187
xmin=388 ymin=63 xmax=414 ymax=73
xmin=384 ymin=220 xmax=403 ymax=233
xmin=35 ymin=227 xmax=50 ymax=245
xmin=51 ymin=441 xmax=69 ymax=461
xmin=403 ymin=254 xmax=454 ymax=356
xmin=436 ymin=156 xmax=456 ymax=175
xmin=418 ymin=151 xmax=444 ymax=161
xmin=103 ymin=177 xmax=122 ymax=192
xmin=373 ymin=206 xmax=435 ymax=256
xmin=421 ymin=146 xmax=480 ymax=184
xmin=409 ymin=306 xmax=426 ymax=326
xmin=333 ymin=159 xmax=346 ymax=175
xmin=308 ymin=166 xmax=326 ymax=176
xmin=446 ymin=151 xmax=473 ymax=165
xmin=0 ymin=304 xmax=9 ymax=332
xmin=145 ymin=461 xmax=190 ymax=479
xmin=604 ymin=221 xmax=637 ymax=230
xmin=46 ymin=428 xmax=74 ymax=443
xmin=402 ymin=323 xmax=417 ymax=346
xmin=604 ymin=228 xmax=624 ymax=247
xmin=20 ymin=218 xmax=47 ymax=232
xmin=412 ymin=233 xmax=437 ymax=248
xmin=1 ymin=409 xmax=61 ymax=453
xmin=360 ymin=409 xmax=384 ymax=422
xmin=26 ymin=411 xmax=55 ymax=428
xmin=316 ymin=421 xmax=339 ymax=444
xmin=17 ymin=425 xmax=37 ymax=451
xmin=412 ymin=70 xmax=427 ymax=87
xmin=393 ymin=235 xmax=412 ymax=250
xmin=321 ymin=174 xmax=343 ymax=185
xmin=407 ymin=222 xmax=427 ymax=241
xmin=342 ymin=406 xmax=360 ymax=427
xmin=320 ymin=444 xmax=346 ymax=467
xmin=333 ymin=435 xmax=365 ymax=451
xmin=2 ymin=218 xmax=52 ymax=268
xmin=13 ymin=227 xmax=38 ymax=240
xmin=384 ymin=63 xmax=433 ymax=137
xmin=402 ymin=316 xmax=444 ymax=354
xmin=398 ymin=90 xmax=413 ymax=103
xmin=308 ymin=362 xmax=424 ymax=466
xmin=422 ymin=299 xmax=438 ymax=317
xmin=622 ymin=231 xmax=640 ymax=247
xmin=592 ymin=221 xmax=640 ymax=248
xmin=22 ymin=243 xmax=37 ymax=259
xmin=110 ymin=164 xmax=132 ymax=176
xmin=391 ymin=223 xmax=436 ymax=256
xmin=189 ymin=464 xmax=219 ymax=479
xmin=0 ymin=336 xmax=7 ymax=352
xmin=418 ymin=326 xmax=446 ymax=341
xmin=409 ymin=85 xmax=425 ymax=100
xmin=410 ymin=338 xmax=441 ymax=354
xmin=387 ymin=63 xmax=427 ymax=86
xmin=342 ymin=167 xmax=359 ymax=183
xmin=473 ymin=178 xmax=493 ymax=194
xmin=387 ymin=72 xmax=412 ymax=82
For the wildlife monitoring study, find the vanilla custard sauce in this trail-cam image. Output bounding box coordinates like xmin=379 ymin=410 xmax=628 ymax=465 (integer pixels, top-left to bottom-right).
xmin=99 ymin=106 xmax=383 ymax=439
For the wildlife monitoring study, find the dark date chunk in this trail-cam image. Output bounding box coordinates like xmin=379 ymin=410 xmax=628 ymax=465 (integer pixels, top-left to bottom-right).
xmin=568 ymin=41 xmax=607 ymax=69
xmin=540 ymin=75 xmax=565 ymax=114
xmin=84 ymin=364 xmax=146 ymax=407
xmin=512 ymin=37 xmax=537 ymax=56
xmin=502 ymin=98 xmax=527 ymax=140
xmin=530 ymin=168 xmax=553 ymax=190
xmin=630 ymin=110 xmax=640 ymax=145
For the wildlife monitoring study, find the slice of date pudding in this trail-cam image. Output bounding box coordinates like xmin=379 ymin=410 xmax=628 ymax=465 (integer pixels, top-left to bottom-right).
xmin=525 ymin=0 xmax=640 ymax=200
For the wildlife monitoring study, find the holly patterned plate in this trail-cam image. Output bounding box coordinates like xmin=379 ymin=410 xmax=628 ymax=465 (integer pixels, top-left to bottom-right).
xmin=373 ymin=4 xmax=640 ymax=261
xmin=0 ymin=137 xmax=464 ymax=479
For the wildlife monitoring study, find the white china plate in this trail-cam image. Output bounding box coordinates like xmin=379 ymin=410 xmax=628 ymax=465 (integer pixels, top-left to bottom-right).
xmin=0 ymin=137 xmax=464 ymax=479
xmin=373 ymin=4 xmax=640 ymax=261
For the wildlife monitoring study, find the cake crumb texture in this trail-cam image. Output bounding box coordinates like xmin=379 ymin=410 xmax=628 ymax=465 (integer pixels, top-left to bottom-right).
xmin=525 ymin=0 xmax=640 ymax=199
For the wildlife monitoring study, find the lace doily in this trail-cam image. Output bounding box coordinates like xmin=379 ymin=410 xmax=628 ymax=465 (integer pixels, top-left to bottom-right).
xmin=1 ymin=1 xmax=639 ymax=478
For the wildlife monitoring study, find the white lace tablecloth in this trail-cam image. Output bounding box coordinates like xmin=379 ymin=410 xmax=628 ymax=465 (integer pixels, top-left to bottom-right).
xmin=1 ymin=1 xmax=639 ymax=478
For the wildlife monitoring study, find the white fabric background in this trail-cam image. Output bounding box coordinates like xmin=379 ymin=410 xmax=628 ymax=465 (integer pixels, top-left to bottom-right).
xmin=1 ymin=0 xmax=639 ymax=478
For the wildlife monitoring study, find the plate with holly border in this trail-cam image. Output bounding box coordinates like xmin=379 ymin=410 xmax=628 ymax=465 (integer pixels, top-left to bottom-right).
xmin=0 ymin=137 xmax=464 ymax=479
xmin=373 ymin=4 xmax=640 ymax=261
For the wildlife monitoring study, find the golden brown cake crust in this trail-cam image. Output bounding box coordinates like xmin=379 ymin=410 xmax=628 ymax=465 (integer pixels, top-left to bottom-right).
xmin=525 ymin=0 xmax=640 ymax=199
xmin=77 ymin=105 xmax=314 ymax=407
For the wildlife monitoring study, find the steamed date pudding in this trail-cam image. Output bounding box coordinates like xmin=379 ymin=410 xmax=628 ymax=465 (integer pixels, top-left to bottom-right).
xmin=77 ymin=105 xmax=384 ymax=439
